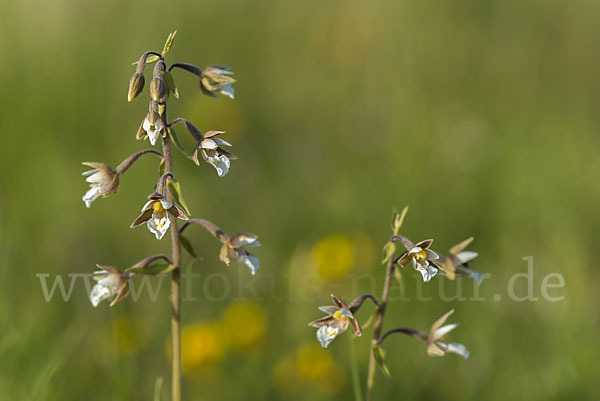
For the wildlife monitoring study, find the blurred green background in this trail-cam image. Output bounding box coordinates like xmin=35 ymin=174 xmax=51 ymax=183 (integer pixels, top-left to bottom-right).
xmin=1 ymin=0 xmax=599 ymax=400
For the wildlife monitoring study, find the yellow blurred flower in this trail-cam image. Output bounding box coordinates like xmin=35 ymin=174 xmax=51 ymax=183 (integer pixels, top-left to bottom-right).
xmin=272 ymin=355 xmax=302 ymax=395
xmin=272 ymin=343 xmax=345 ymax=395
xmin=222 ymin=301 xmax=266 ymax=351
xmin=180 ymin=321 xmax=229 ymax=373
xmin=113 ymin=316 xmax=143 ymax=355
xmin=352 ymin=232 xmax=376 ymax=272
xmin=312 ymin=235 xmax=355 ymax=280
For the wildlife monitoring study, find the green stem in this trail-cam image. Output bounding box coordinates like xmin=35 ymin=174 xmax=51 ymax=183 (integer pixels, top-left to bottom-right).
xmin=162 ymin=105 xmax=182 ymax=401
xmin=348 ymin=334 xmax=363 ymax=401
xmin=366 ymin=256 xmax=394 ymax=401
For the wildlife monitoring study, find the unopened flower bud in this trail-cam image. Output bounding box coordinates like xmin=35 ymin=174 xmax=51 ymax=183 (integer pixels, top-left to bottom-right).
xmin=149 ymin=77 xmax=166 ymax=102
xmin=127 ymin=72 xmax=145 ymax=102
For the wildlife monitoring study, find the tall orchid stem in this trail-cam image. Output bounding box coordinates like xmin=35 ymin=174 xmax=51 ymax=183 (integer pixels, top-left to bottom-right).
xmin=162 ymin=106 xmax=182 ymax=401
xmin=366 ymin=254 xmax=395 ymax=401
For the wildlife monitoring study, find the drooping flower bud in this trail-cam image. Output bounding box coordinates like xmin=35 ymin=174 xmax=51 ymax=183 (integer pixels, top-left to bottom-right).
xmin=149 ymin=77 xmax=166 ymax=102
xmin=127 ymin=72 xmax=145 ymax=102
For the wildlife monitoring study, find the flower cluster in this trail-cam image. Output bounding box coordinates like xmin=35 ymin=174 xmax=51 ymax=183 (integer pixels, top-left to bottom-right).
xmin=308 ymin=207 xmax=482 ymax=399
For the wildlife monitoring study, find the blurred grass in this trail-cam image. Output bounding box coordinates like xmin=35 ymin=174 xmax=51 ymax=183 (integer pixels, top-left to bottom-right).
xmin=1 ymin=0 xmax=599 ymax=399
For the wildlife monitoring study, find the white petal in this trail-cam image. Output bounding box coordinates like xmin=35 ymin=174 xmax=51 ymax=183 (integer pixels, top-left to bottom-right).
xmin=408 ymin=246 xmax=423 ymax=255
xmin=199 ymin=138 xmax=218 ymax=150
xmin=425 ymin=249 xmax=439 ymax=260
xmin=143 ymin=117 xmax=152 ymax=132
xmin=231 ymin=235 xmax=259 ymax=247
xmin=316 ymin=326 xmax=339 ymax=348
xmin=339 ymin=308 xmax=353 ymax=318
xmin=220 ymin=84 xmax=234 ymax=99
xmin=240 ymin=253 xmax=260 ymax=275
xmin=159 ymin=199 xmax=173 ymax=210
xmin=318 ymin=306 xmax=339 ymax=315
xmin=147 ymin=215 xmax=170 ymax=240
xmin=141 ymin=200 xmax=155 ymax=212
xmin=85 ymin=171 xmax=106 ymax=184
xmin=416 ymin=263 xmax=438 ymax=282
xmin=455 ymin=251 xmax=478 ymax=264
xmin=446 ymin=342 xmax=469 ymax=359
xmin=433 ymin=323 xmax=458 ymax=341
xmin=213 ymin=138 xmax=232 ymax=147
xmin=82 ymin=169 xmax=98 ymax=177
xmin=82 ymin=187 xmax=101 ymax=208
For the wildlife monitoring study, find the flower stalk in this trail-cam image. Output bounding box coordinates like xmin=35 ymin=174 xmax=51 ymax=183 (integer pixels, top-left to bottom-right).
xmin=366 ymin=253 xmax=394 ymax=401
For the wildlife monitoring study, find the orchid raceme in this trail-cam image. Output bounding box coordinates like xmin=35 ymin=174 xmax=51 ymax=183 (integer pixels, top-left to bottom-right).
xmin=310 ymin=294 xmax=361 ymax=348
xmin=130 ymin=192 xmax=189 ymax=240
xmin=192 ymin=130 xmax=236 ymax=177
xmin=397 ymin=237 xmax=440 ymax=282
xmin=199 ymin=65 xmax=236 ymax=99
xmin=82 ymin=31 xmax=255 ymax=401
xmin=308 ymin=208 xmax=478 ymax=401
xmin=90 ymin=265 xmax=130 ymax=307
xmin=81 ymin=162 xmax=119 ymax=208
xmin=437 ymin=237 xmax=483 ymax=284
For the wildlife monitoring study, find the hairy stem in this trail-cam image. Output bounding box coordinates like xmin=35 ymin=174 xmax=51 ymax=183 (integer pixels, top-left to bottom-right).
xmin=169 ymin=118 xmax=203 ymax=142
xmin=366 ymin=255 xmax=395 ymax=401
xmin=168 ymin=62 xmax=203 ymax=76
xmin=162 ymin=107 xmax=182 ymax=401
xmin=376 ymin=328 xmax=427 ymax=345
xmin=115 ymin=149 xmax=164 ymax=175
xmin=132 ymin=254 xmax=173 ymax=268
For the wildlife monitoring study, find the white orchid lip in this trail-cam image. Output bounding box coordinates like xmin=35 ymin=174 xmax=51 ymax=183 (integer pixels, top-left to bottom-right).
xmin=316 ymin=325 xmax=339 ymax=348
xmin=89 ymin=267 xmax=128 ymax=307
xmin=147 ymin=213 xmax=171 ymax=240
xmin=83 ymin=187 xmax=102 ymax=208
xmin=81 ymin=163 xmax=119 ymax=208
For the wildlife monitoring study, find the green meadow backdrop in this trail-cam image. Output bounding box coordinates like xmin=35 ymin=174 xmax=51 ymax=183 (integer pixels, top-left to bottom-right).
xmin=1 ymin=0 xmax=599 ymax=400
